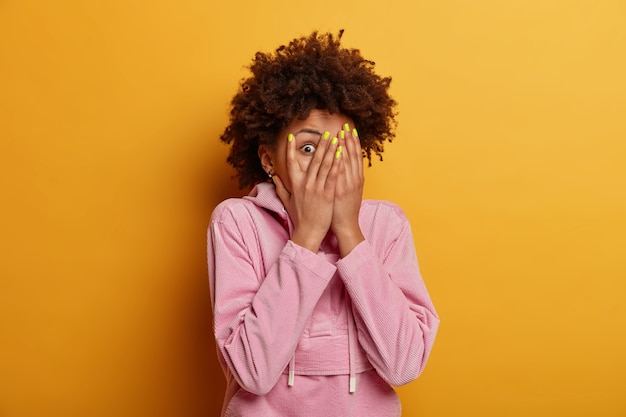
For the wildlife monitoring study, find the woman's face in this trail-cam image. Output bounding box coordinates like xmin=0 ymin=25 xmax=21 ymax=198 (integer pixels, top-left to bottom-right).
xmin=259 ymin=109 xmax=355 ymax=193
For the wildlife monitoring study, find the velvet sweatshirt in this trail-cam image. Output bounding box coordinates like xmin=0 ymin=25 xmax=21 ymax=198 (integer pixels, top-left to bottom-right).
xmin=207 ymin=183 xmax=439 ymax=417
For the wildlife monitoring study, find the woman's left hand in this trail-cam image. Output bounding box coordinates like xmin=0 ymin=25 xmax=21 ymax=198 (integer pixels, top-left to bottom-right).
xmin=331 ymin=124 xmax=365 ymax=257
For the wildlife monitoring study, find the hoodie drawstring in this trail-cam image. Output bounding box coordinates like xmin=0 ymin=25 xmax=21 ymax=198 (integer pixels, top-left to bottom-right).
xmin=347 ymin=300 xmax=356 ymax=393
xmin=288 ymin=353 xmax=295 ymax=387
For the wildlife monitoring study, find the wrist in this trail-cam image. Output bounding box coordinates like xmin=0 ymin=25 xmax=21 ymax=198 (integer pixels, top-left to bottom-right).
xmin=291 ymin=228 xmax=325 ymax=253
xmin=334 ymin=226 xmax=365 ymax=258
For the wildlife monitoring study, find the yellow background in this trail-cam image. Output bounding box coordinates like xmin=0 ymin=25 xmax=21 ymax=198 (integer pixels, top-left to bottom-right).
xmin=1 ymin=1 xmax=625 ymax=416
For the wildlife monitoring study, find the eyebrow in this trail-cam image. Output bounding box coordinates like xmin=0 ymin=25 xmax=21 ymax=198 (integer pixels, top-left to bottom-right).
xmin=295 ymin=128 xmax=323 ymax=136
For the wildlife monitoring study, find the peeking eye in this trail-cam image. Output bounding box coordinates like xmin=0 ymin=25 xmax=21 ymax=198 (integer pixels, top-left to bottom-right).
xmin=301 ymin=144 xmax=317 ymax=154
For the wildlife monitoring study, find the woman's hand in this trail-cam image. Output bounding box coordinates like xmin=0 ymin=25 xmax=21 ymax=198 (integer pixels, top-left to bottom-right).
xmin=331 ymin=125 xmax=365 ymax=257
xmin=274 ymin=131 xmax=342 ymax=253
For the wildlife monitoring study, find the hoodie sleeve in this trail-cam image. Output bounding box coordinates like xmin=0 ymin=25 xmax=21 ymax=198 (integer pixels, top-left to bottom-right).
xmin=207 ymin=201 xmax=336 ymax=395
xmin=335 ymin=203 xmax=439 ymax=386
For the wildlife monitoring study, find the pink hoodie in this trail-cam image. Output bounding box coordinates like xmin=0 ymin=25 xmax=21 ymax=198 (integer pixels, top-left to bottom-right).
xmin=207 ymin=183 xmax=439 ymax=416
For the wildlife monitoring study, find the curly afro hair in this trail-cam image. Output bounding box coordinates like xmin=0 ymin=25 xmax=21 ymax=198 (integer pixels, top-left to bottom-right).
xmin=220 ymin=30 xmax=398 ymax=189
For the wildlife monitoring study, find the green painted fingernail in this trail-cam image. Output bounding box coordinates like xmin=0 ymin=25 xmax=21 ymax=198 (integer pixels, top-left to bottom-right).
xmin=323 ymin=131 xmax=330 ymax=140
xmin=288 ymin=133 xmax=294 ymax=142
xmin=352 ymin=128 xmax=358 ymax=137
xmin=340 ymin=130 xmax=345 ymax=139
xmin=331 ymin=137 xmax=338 ymax=145
xmin=344 ymin=123 xmax=350 ymax=131
xmin=335 ymin=146 xmax=343 ymax=159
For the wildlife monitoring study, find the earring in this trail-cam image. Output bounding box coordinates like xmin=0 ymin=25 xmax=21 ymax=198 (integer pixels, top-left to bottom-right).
xmin=267 ymin=171 xmax=273 ymax=180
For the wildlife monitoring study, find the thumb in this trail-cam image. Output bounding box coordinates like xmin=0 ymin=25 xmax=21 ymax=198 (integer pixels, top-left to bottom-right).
xmin=272 ymin=175 xmax=291 ymax=207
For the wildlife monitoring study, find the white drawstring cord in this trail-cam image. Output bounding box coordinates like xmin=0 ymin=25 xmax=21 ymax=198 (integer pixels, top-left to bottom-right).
xmin=288 ymin=354 xmax=295 ymax=387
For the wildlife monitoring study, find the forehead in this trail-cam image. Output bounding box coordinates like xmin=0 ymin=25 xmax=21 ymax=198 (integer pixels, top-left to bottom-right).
xmin=288 ymin=109 xmax=352 ymax=131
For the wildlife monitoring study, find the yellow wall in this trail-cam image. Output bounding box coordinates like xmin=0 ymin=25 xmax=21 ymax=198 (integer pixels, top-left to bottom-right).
xmin=1 ymin=1 xmax=625 ymax=416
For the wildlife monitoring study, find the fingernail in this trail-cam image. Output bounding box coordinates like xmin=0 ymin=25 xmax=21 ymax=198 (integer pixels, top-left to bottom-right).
xmin=323 ymin=131 xmax=330 ymax=140
xmin=288 ymin=133 xmax=294 ymax=142
xmin=340 ymin=130 xmax=345 ymax=139
xmin=344 ymin=123 xmax=350 ymax=131
xmin=352 ymin=128 xmax=358 ymax=137
xmin=335 ymin=146 xmax=343 ymax=159
xmin=331 ymin=137 xmax=338 ymax=145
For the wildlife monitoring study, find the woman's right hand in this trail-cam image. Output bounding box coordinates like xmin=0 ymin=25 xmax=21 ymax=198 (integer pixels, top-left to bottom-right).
xmin=273 ymin=132 xmax=342 ymax=253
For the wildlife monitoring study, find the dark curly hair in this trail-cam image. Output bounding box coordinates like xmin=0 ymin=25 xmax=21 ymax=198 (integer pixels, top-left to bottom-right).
xmin=220 ymin=30 xmax=398 ymax=189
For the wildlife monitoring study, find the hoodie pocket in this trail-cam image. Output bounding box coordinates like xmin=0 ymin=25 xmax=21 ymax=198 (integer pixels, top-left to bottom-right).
xmin=304 ymin=274 xmax=343 ymax=337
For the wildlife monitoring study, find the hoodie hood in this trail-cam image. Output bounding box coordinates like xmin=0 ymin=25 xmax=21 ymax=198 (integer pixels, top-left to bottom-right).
xmin=244 ymin=182 xmax=286 ymax=215
xmin=244 ymin=182 xmax=295 ymax=236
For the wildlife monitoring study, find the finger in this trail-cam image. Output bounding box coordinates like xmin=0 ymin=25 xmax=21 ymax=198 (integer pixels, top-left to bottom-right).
xmin=306 ymin=130 xmax=332 ymax=178
xmin=285 ymin=133 xmax=302 ymax=178
xmin=339 ymin=124 xmax=354 ymax=175
xmin=338 ymin=124 xmax=362 ymax=185
xmin=350 ymin=126 xmax=364 ymax=176
xmin=324 ymin=139 xmax=343 ymax=192
xmin=316 ymin=132 xmax=340 ymax=183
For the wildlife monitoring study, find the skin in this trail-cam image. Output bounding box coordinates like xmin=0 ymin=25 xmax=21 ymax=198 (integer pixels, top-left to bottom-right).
xmin=258 ymin=109 xmax=365 ymax=257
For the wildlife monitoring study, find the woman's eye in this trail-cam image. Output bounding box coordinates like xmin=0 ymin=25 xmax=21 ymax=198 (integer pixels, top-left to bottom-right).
xmin=301 ymin=144 xmax=317 ymax=154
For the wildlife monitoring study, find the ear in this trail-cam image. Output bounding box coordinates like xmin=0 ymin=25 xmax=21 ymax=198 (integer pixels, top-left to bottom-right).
xmin=258 ymin=145 xmax=274 ymax=174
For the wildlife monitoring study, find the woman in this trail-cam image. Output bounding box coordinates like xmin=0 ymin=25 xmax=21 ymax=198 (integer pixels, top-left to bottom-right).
xmin=207 ymin=30 xmax=439 ymax=417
